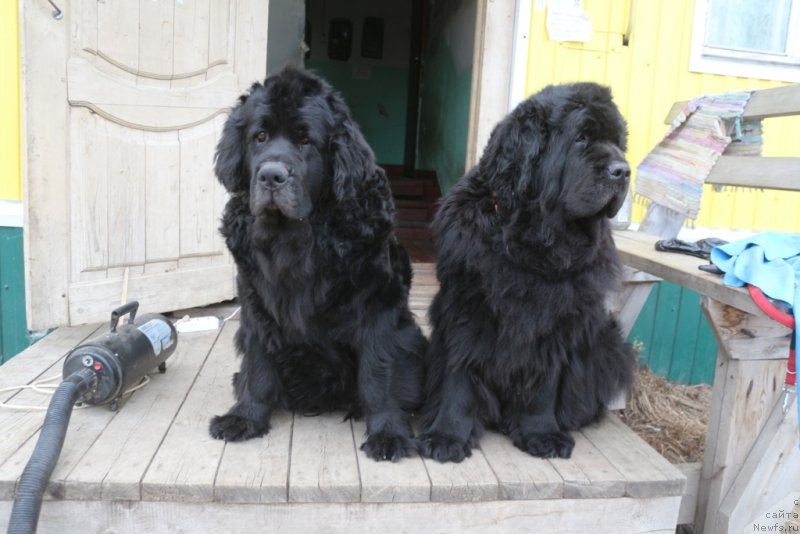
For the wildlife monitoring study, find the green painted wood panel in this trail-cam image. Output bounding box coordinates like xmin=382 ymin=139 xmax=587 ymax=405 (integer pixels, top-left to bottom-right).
xmin=691 ymin=321 xmax=718 ymax=385
xmin=628 ymin=281 xmax=718 ymax=385
xmin=647 ymin=282 xmax=682 ymax=378
xmin=668 ymin=285 xmax=704 ymax=383
xmin=0 ymin=226 xmax=28 ymax=363
xmin=629 ymin=281 xmax=658 ymax=361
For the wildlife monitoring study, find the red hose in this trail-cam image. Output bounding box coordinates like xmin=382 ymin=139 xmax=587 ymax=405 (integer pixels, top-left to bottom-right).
xmin=747 ymin=284 xmax=795 ymax=329
xmin=747 ymin=285 xmax=796 ymax=389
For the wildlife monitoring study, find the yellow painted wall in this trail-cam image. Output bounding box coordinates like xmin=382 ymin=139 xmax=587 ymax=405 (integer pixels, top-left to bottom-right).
xmin=525 ymin=0 xmax=800 ymax=231
xmin=1 ymin=1 xmax=22 ymax=202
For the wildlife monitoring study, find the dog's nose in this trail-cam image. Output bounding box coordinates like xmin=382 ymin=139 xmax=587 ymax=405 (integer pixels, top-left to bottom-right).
xmin=257 ymin=162 xmax=290 ymax=187
xmin=608 ymin=161 xmax=630 ymax=181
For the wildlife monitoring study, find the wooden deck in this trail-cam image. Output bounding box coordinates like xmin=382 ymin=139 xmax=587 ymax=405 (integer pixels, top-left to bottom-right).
xmin=0 ymin=264 xmax=685 ymax=533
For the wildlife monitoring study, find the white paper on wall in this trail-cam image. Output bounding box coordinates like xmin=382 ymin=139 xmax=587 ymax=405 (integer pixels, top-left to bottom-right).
xmin=546 ymin=0 xmax=592 ymax=43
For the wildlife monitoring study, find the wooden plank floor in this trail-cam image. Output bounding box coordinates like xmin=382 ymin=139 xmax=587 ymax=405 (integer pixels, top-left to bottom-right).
xmin=0 ymin=264 xmax=685 ymax=532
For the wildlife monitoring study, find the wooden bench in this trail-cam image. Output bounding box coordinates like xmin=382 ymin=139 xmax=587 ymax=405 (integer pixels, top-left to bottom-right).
xmin=613 ymin=84 xmax=800 ymax=534
xmin=0 ymin=264 xmax=685 ymax=533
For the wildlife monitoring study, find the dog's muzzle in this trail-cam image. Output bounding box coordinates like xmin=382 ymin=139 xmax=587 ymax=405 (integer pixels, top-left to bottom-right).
xmin=257 ymin=161 xmax=292 ymax=189
xmin=604 ymin=160 xmax=631 ymax=218
xmin=250 ymin=161 xmax=312 ymax=219
xmin=607 ymin=161 xmax=630 ymax=183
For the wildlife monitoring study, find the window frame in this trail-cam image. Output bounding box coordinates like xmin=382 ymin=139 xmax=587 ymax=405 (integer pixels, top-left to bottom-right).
xmin=689 ymin=0 xmax=800 ymax=83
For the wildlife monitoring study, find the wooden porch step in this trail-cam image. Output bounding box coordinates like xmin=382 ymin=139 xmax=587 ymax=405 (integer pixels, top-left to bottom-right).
xmin=394 ymin=199 xmax=435 ymax=224
xmin=394 ymin=198 xmax=435 ymax=209
xmin=389 ymin=177 xmax=426 ymax=198
xmin=395 ymin=222 xmax=432 ymax=241
xmin=401 ymin=240 xmax=436 ymax=264
xmin=396 ymin=207 xmax=431 ymax=223
xmin=0 ymin=263 xmax=685 ymax=532
xmin=386 ymin=169 xmax=440 ymax=263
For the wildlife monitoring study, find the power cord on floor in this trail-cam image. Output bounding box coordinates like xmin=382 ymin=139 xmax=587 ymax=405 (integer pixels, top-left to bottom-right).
xmin=223 ymin=306 xmax=241 ymax=322
xmin=0 ymin=374 xmax=151 ymax=412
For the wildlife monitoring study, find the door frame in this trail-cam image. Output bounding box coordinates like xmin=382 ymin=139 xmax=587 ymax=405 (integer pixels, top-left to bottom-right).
xmin=466 ymin=0 xmax=530 ymax=168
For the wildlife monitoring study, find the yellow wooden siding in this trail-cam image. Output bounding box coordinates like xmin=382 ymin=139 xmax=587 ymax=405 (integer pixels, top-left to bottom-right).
xmin=525 ymin=0 xmax=800 ymax=231
xmin=0 ymin=1 xmax=21 ymax=202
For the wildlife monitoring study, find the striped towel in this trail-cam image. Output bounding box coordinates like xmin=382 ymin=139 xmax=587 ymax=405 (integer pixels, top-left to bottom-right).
xmin=635 ymin=92 xmax=761 ymax=218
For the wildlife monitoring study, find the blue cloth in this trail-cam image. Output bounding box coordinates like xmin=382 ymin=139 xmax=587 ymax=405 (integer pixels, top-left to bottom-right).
xmin=710 ymin=232 xmax=800 ymax=442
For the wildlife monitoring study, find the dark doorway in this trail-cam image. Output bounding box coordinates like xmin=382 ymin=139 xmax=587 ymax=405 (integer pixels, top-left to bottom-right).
xmin=296 ymin=0 xmax=477 ymax=261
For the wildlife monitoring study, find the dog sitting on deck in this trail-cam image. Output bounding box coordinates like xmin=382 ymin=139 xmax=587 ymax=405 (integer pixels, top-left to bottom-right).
xmin=418 ymin=83 xmax=637 ymax=462
xmin=208 ymin=67 xmax=427 ymax=462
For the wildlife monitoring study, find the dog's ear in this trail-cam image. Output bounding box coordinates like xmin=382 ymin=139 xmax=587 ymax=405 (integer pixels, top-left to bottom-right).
xmin=214 ymin=93 xmax=250 ymax=193
xmin=326 ymin=92 xmax=375 ymax=200
xmin=479 ymin=102 xmax=545 ymax=203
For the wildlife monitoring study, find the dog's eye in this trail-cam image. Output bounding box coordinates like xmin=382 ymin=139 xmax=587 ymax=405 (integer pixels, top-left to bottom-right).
xmin=255 ymin=131 xmax=268 ymax=143
xmin=299 ymin=136 xmax=311 ymax=146
xmin=575 ymin=133 xmax=588 ymax=146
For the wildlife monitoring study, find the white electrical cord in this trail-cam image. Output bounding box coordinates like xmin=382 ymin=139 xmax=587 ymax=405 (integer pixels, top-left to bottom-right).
xmin=0 ymin=307 xmax=229 ymax=412
xmin=222 ymin=306 xmax=241 ymax=322
xmin=0 ymin=373 xmax=151 ymax=411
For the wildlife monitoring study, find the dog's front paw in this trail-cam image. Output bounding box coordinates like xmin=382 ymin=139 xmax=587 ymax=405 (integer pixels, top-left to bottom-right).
xmin=209 ymin=414 xmax=268 ymax=442
xmin=518 ymin=430 xmax=575 ymax=459
xmin=417 ymin=432 xmax=472 ymax=463
xmin=361 ymin=430 xmax=415 ymax=462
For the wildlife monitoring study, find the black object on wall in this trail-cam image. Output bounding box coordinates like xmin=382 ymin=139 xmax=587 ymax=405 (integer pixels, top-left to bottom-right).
xmin=328 ymin=18 xmax=353 ymax=61
xmin=361 ymin=17 xmax=385 ymax=59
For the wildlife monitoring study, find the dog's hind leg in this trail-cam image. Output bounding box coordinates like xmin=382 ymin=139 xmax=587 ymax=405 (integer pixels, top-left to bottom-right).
xmin=416 ymin=281 xmax=494 ymax=463
xmin=391 ymin=322 xmax=426 ymax=414
xmin=504 ymin=372 xmax=576 ymax=459
xmin=556 ymin=317 xmax=636 ymax=431
xmin=417 ymin=365 xmax=480 ymax=463
xmin=356 ymin=310 xmax=427 ymax=462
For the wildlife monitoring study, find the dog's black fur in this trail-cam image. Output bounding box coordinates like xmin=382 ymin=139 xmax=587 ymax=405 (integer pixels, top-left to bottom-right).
xmin=418 ymin=83 xmax=637 ymax=462
xmin=208 ymin=67 xmax=427 ymax=462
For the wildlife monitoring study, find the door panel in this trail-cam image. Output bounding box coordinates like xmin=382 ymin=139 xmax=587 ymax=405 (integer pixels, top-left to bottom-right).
xmin=178 ymin=120 xmax=222 ymax=258
xmin=144 ymin=131 xmax=181 ymax=265
xmin=69 ymin=109 xmax=109 ymax=278
xmin=23 ymin=0 xmax=268 ymax=328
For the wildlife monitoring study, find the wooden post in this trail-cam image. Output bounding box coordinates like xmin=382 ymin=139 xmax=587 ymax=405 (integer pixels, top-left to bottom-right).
xmin=606 ymin=267 xmax=660 ymax=339
xmin=605 ymin=267 xmax=660 ymax=410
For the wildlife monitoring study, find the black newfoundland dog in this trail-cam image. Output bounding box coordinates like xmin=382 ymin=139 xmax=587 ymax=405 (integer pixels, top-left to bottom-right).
xmin=209 ymin=67 xmax=427 ymax=462
xmin=418 ymin=83 xmax=636 ymax=462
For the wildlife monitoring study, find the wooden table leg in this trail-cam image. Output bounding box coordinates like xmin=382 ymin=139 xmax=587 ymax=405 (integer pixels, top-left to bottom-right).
xmin=606 ymin=267 xmax=660 ymax=410
xmin=607 ymin=267 xmax=661 ymax=339
xmin=696 ymin=297 xmax=796 ymax=533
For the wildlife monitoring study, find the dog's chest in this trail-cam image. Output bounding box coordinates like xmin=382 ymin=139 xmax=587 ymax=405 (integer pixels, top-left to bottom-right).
xmin=486 ymin=268 xmax=610 ymax=337
xmin=251 ymin=247 xmax=335 ymax=336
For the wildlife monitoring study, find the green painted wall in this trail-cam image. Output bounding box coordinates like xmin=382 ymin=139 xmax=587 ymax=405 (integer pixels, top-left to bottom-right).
xmin=416 ymin=0 xmax=475 ymax=192
xmin=0 ymin=227 xmax=28 ymax=363
xmin=305 ymin=62 xmax=409 ymax=165
xmin=304 ymin=0 xmax=413 ymax=166
xmin=628 ymin=281 xmax=718 ymax=385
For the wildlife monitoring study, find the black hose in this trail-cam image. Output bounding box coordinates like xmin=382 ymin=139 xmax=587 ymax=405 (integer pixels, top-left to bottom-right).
xmin=7 ymin=368 xmax=96 ymax=534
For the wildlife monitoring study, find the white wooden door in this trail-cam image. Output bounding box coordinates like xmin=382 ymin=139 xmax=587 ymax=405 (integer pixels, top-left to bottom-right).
xmin=22 ymin=1 xmax=268 ymax=329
